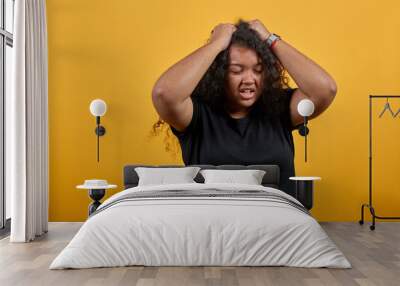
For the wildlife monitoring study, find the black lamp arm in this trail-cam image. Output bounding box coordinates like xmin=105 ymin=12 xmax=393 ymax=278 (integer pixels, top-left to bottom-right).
xmin=94 ymin=116 xmax=106 ymax=162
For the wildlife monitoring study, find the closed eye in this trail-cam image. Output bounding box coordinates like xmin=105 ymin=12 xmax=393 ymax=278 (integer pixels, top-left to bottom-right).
xmin=229 ymin=64 xmax=263 ymax=74
xmin=254 ymin=64 xmax=264 ymax=73
xmin=231 ymin=70 xmax=242 ymax=74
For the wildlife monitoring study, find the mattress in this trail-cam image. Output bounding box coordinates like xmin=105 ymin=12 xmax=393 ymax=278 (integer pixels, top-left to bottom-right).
xmin=50 ymin=183 xmax=351 ymax=269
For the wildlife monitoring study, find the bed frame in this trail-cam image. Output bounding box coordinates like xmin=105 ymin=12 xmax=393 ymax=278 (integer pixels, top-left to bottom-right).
xmin=124 ymin=164 xmax=280 ymax=189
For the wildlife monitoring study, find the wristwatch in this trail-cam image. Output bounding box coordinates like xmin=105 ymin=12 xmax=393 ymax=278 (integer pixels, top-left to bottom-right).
xmin=266 ymin=33 xmax=281 ymax=48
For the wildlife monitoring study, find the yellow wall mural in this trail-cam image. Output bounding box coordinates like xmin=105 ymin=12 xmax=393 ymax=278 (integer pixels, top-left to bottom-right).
xmin=47 ymin=0 xmax=400 ymax=221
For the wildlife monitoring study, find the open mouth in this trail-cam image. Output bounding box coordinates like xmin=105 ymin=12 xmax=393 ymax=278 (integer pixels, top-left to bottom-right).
xmin=239 ymin=87 xmax=256 ymax=99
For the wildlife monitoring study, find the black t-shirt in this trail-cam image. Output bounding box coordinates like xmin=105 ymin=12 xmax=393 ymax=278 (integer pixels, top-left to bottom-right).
xmin=171 ymin=88 xmax=299 ymax=197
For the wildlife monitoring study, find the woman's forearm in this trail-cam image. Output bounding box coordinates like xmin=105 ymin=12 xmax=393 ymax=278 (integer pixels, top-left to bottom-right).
xmin=272 ymin=39 xmax=337 ymax=98
xmin=152 ymin=41 xmax=223 ymax=104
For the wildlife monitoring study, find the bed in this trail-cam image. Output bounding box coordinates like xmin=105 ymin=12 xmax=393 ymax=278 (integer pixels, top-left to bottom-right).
xmin=49 ymin=164 xmax=351 ymax=269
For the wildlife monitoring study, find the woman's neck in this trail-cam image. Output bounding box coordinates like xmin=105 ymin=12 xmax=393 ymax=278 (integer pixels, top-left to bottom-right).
xmin=224 ymin=103 xmax=251 ymax=119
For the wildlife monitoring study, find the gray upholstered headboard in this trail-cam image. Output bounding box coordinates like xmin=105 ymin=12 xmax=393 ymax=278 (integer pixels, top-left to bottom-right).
xmin=124 ymin=164 xmax=280 ymax=189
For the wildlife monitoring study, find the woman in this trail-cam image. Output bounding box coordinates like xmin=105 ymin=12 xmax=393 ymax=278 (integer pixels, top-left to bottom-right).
xmin=151 ymin=19 xmax=337 ymax=197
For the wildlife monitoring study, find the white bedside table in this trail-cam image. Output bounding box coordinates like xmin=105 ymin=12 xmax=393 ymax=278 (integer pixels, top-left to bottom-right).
xmin=77 ymin=179 xmax=117 ymax=216
xmin=289 ymin=176 xmax=321 ymax=210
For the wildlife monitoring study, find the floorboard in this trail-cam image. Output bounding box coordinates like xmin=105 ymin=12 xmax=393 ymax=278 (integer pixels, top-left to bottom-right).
xmin=0 ymin=222 xmax=399 ymax=286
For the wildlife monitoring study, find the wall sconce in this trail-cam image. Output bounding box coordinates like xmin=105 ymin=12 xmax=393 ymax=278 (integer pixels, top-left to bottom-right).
xmin=89 ymin=99 xmax=107 ymax=162
xmin=297 ymin=99 xmax=315 ymax=162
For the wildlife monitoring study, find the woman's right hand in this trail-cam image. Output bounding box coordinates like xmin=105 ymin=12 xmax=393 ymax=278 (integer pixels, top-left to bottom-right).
xmin=208 ymin=23 xmax=237 ymax=51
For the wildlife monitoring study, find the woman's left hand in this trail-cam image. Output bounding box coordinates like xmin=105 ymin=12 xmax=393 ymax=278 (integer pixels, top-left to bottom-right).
xmin=248 ymin=19 xmax=271 ymax=41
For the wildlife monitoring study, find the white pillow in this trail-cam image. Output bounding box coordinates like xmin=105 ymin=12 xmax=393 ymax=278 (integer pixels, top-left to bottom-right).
xmin=135 ymin=167 xmax=201 ymax=186
xmin=200 ymin=169 xmax=266 ymax=185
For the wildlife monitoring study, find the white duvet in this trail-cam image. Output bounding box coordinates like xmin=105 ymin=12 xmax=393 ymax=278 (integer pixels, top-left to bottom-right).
xmin=50 ymin=183 xmax=351 ymax=269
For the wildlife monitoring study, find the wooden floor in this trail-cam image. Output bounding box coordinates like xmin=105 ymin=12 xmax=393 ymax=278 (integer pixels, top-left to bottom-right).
xmin=0 ymin=222 xmax=399 ymax=286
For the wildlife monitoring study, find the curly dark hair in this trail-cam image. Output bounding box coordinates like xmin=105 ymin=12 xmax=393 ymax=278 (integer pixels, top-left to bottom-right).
xmin=149 ymin=19 xmax=291 ymax=156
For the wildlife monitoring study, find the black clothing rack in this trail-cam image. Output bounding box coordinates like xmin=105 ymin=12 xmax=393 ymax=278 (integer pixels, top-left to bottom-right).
xmin=359 ymin=95 xmax=400 ymax=230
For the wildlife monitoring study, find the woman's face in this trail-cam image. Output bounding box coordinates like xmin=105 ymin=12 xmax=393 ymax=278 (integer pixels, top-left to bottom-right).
xmin=224 ymin=44 xmax=265 ymax=117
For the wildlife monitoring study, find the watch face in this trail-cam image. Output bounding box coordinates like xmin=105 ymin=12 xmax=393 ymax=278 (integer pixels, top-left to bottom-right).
xmin=267 ymin=34 xmax=281 ymax=46
xmin=271 ymin=34 xmax=279 ymax=41
xmin=267 ymin=35 xmax=275 ymax=44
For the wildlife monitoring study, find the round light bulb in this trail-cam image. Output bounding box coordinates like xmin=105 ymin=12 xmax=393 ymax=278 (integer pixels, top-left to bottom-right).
xmin=89 ymin=99 xmax=107 ymax=117
xmin=297 ymin=99 xmax=315 ymax=117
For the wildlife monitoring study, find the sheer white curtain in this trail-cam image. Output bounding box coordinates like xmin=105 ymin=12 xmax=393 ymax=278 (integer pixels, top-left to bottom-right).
xmin=8 ymin=0 xmax=49 ymax=242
